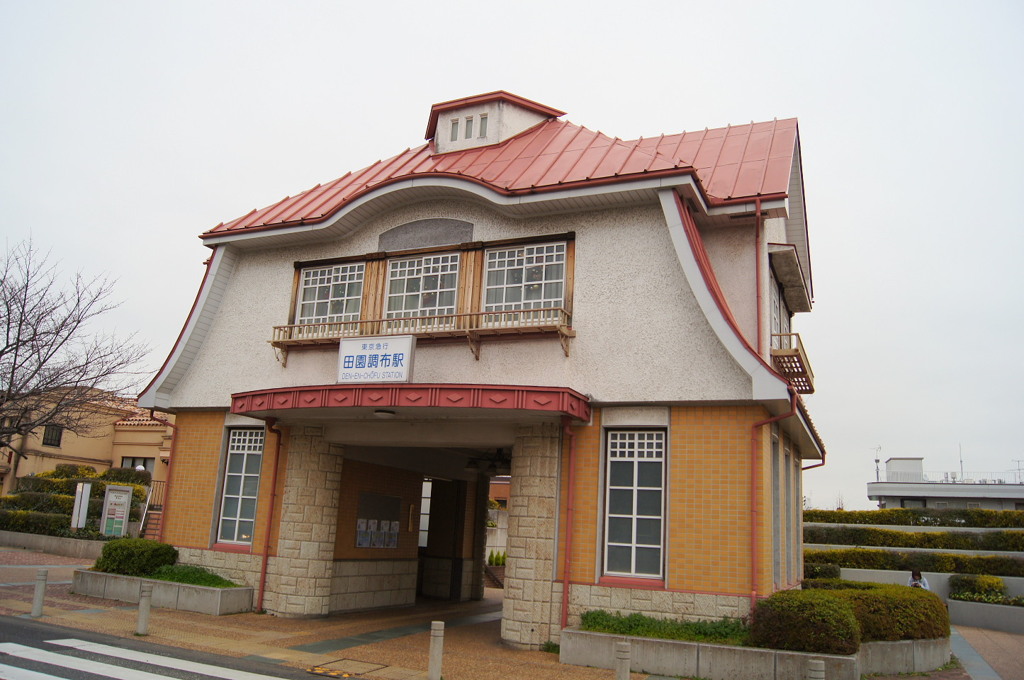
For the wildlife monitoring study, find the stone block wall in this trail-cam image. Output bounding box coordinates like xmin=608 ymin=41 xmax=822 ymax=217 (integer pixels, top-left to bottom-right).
xmin=331 ymin=558 xmax=417 ymax=611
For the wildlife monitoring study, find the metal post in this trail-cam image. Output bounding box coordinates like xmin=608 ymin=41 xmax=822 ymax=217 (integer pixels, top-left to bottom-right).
xmin=614 ymin=640 xmax=631 ymax=680
xmin=428 ymin=620 xmax=444 ymax=680
xmin=806 ymin=658 xmax=825 ymax=680
xmin=136 ymin=582 xmax=153 ymax=635
xmin=30 ymin=570 xmax=47 ymax=618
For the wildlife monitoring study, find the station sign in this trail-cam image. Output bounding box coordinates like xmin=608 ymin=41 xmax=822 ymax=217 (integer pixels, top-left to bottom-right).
xmin=338 ymin=335 xmax=416 ymax=383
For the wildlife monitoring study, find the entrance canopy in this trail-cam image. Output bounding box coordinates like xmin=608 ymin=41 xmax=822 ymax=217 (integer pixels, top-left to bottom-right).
xmin=231 ymin=383 xmax=591 ymax=423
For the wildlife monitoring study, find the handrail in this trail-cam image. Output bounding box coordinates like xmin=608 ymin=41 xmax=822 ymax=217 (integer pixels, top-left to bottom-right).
xmin=272 ymin=307 xmax=572 ymax=344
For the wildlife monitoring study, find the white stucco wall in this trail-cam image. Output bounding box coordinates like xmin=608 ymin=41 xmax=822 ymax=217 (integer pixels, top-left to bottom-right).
xmin=166 ymin=197 xmax=754 ymax=409
xmin=702 ymin=223 xmax=757 ymax=347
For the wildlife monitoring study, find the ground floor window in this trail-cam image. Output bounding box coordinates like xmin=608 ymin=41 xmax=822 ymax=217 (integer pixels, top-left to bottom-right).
xmin=217 ymin=428 xmax=265 ymax=544
xmin=604 ymin=429 xmax=665 ymax=578
xmin=121 ymin=457 xmax=154 ymax=473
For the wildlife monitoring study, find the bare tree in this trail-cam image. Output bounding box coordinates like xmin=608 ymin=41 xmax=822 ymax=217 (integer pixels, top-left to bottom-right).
xmin=0 ymin=239 xmax=148 ymax=468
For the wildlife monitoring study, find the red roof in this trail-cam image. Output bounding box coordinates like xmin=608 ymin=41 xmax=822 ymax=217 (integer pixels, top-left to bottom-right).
xmin=205 ymin=116 xmax=798 ymax=238
xmin=424 ymin=90 xmax=566 ymax=140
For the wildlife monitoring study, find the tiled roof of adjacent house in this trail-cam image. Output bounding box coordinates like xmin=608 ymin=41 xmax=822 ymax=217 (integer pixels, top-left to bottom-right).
xmin=204 ymin=108 xmax=798 ymax=237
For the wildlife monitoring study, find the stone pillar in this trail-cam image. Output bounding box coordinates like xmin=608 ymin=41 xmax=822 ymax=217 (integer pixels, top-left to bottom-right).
xmin=501 ymin=422 xmax=561 ymax=649
xmin=263 ymin=434 xmax=344 ymax=617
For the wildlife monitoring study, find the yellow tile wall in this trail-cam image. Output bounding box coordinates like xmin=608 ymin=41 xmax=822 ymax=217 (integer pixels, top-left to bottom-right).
xmin=163 ymin=412 xmax=289 ymax=556
xmin=558 ymin=405 xmax=778 ymax=597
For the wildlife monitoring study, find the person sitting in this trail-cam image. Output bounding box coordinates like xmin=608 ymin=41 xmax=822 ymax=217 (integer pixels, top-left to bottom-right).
xmin=908 ymin=569 xmax=930 ymax=590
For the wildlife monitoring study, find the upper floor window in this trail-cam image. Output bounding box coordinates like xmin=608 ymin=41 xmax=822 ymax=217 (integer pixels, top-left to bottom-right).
xmin=122 ymin=457 xmax=154 ymax=473
xmin=605 ymin=429 xmax=665 ymax=578
xmin=450 ymin=119 xmax=459 ymax=142
xmin=42 ymin=424 xmax=63 ymax=448
xmin=464 ymin=116 xmax=474 ymax=139
xmin=484 ymin=242 xmax=565 ymax=312
xmin=386 ymin=254 xmax=459 ymax=319
xmin=296 ymin=263 xmax=364 ymax=324
xmin=478 ymin=114 xmax=488 ymax=138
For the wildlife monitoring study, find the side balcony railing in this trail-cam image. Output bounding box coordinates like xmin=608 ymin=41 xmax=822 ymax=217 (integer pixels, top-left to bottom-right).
xmin=271 ymin=307 xmax=574 ymax=362
xmin=770 ymin=333 xmax=815 ymax=394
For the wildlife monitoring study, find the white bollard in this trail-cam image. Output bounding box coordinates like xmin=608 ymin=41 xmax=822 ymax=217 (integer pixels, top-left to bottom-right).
xmin=428 ymin=621 xmax=444 ymax=680
xmin=30 ymin=570 xmax=47 ymax=618
xmin=136 ymin=582 xmax=153 ymax=635
xmin=614 ymin=640 xmax=631 ymax=680
xmin=806 ymin=658 xmax=825 ymax=680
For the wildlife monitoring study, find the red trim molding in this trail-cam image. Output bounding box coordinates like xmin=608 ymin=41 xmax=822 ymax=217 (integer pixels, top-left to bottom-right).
xmin=231 ymin=383 xmax=591 ymax=421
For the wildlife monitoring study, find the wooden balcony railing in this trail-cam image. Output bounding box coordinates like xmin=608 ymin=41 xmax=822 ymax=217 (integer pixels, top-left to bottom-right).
xmin=770 ymin=333 xmax=815 ymax=394
xmin=272 ymin=307 xmax=575 ymax=362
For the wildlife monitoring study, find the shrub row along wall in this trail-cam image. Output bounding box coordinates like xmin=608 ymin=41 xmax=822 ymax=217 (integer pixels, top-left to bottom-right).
xmin=806 ymin=548 xmax=1024 ymax=577
xmin=804 ymin=508 xmax=1024 ymax=528
xmin=804 ymin=525 xmax=1024 ymax=552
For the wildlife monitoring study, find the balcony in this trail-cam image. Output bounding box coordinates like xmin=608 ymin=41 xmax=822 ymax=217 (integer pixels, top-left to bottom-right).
xmin=271 ymin=307 xmax=574 ymax=363
xmin=770 ymin=333 xmax=815 ymax=394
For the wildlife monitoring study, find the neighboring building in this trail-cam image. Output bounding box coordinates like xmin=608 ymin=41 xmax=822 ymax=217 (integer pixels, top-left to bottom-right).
xmin=867 ymin=457 xmax=1024 ymax=510
xmin=139 ymin=91 xmax=826 ymax=648
xmin=0 ymin=395 xmax=172 ymax=495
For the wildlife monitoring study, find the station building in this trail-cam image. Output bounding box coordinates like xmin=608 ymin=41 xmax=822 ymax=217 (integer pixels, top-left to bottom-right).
xmin=139 ymin=91 xmax=826 ymax=648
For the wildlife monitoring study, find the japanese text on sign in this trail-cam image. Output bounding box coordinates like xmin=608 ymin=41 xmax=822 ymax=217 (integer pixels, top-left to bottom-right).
xmin=338 ymin=335 xmax=415 ymax=383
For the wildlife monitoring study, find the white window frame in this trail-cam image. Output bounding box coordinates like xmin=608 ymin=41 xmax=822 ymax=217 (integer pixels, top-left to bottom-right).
xmin=478 ymin=113 xmax=488 ymax=138
xmin=450 ymin=119 xmax=459 ymax=142
xmin=385 ymin=253 xmax=460 ymax=323
xmin=296 ymin=263 xmax=365 ymax=325
xmin=483 ymin=242 xmax=566 ymax=320
xmin=604 ymin=429 xmax=665 ymax=578
xmin=217 ymin=428 xmax=265 ymax=545
xmin=464 ymin=116 xmax=474 ymax=139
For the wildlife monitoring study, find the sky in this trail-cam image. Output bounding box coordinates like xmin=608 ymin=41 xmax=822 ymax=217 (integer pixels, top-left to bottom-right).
xmin=2 ymin=1 xmax=1022 ymax=510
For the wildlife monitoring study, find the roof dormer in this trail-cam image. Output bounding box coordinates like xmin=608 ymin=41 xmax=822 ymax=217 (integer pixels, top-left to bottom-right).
xmin=426 ymin=91 xmax=565 ymax=154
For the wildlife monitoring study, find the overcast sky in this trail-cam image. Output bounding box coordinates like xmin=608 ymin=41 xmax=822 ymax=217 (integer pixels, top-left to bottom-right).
xmin=2 ymin=1 xmax=1022 ymax=509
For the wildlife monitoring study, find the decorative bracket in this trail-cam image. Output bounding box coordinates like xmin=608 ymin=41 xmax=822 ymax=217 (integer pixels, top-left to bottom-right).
xmin=466 ymin=332 xmax=481 ymax=360
xmin=272 ymin=344 xmax=289 ymax=367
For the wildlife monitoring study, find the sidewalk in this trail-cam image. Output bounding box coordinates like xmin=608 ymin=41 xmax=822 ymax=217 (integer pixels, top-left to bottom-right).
xmin=0 ymin=546 xmax=1019 ymax=680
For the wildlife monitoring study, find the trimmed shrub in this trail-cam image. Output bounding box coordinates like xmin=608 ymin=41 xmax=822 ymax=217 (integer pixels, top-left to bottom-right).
xmin=835 ymin=586 xmax=949 ymax=642
xmin=804 ymin=562 xmax=840 ymax=579
xmin=949 ymin=574 xmax=1005 ymax=597
xmin=802 ymin=578 xmax=882 ymax=591
xmin=0 ymin=509 xmax=69 ymax=535
xmin=102 ymin=467 xmax=152 ymax=486
xmin=750 ymin=590 xmax=860 ymax=655
xmin=41 ymin=465 xmax=98 ymax=479
xmin=804 ymin=508 xmax=1024 ymax=529
xmin=148 ymin=564 xmax=239 ymax=588
xmin=94 ymin=538 xmax=177 ymax=576
xmin=804 ymin=525 xmax=1024 ymax=552
xmin=805 ymin=548 xmax=1024 ymax=578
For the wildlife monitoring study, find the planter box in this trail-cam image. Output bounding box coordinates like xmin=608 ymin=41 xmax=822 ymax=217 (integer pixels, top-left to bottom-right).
xmin=72 ymin=569 xmax=253 ymax=615
xmin=948 ymin=599 xmax=1024 ymax=634
xmin=559 ymin=628 xmax=950 ymax=680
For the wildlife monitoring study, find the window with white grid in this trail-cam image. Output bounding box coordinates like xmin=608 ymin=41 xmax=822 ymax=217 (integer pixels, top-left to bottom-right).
xmin=484 ymin=242 xmax=565 ymax=312
xmin=217 ymin=429 xmax=264 ymax=544
xmin=605 ymin=429 xmax=665 ymax=577
xmin=296 ymin=263 xmax=364 ymax=324
xmin=385 ymin=254 xmax=459 ymax=319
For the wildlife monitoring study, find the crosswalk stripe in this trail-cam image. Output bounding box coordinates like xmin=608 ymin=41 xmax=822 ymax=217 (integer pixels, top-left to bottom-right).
xmin=0 ymin=662 xmax=63 ymax=680
xmin=48 ymin=639 xmax=290 ymax=680
xmin=0 ymin=643 xmax=172 ymax=680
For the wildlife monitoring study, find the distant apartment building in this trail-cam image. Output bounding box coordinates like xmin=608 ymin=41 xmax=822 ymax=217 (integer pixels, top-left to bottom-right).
xmin=867 ymin=457 xmax=1024 ymax=510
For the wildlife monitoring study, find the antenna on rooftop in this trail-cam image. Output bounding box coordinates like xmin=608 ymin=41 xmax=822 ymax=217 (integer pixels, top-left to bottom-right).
xmin=959 ymin=443 xmax=964 ymax=480
xmin=874 ymin=446 xmax=882 ymax=482
xmin=1013 ymin=459 xmax=1024 ymax=485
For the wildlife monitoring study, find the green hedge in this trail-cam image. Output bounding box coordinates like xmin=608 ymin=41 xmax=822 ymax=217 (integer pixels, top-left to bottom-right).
xmin=94 ymin=538 xmax=177 ymax=576
xmin=803 ymin=562 xmax=841 ymax=579
xmin=0 ymin=492 xmax=103 ymax=516
xmin=749 ymin=590 xmax=860 ymax=655
xmin=16 ymin=476 xmax=147 ymax=505
xmin=0 ymin=509 xmax=111 ymax=540
xmin=804 ymin=508 xmax=1024 ymax=528
xmin=804 ymin=525 xmax=1024 ymax=552
xmin=805 ymin=548 xmax=1024 ymax=577
xmin=837 ymin=586 xmax=948 ymax=642
xmin=949 ymin=574 xmax=1005 ymax=597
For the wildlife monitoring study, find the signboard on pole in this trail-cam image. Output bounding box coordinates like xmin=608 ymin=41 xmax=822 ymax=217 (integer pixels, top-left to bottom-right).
xmin=100 ymin=485 xmax=134 ymax=537
xmin=71 ymin=482 xmax=91 ymax=530
xmin=338 ymin=335 xmax=416 ymax=383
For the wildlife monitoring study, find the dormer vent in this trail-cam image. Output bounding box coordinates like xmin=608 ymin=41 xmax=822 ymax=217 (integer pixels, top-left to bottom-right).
xmin=427 ymin=91 xmax=565 ymax=154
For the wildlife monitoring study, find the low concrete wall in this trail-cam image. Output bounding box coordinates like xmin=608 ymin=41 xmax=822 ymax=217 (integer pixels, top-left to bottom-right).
xmin=72 ymin=570 xmax=253 ymax=615
xmin=948 ymin=600 xmax=1024 ymax=634
xmin=0 ymin=530 xmax=104 ymax=560
xmin=559 ymin=628 xmax=950 ymax=680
